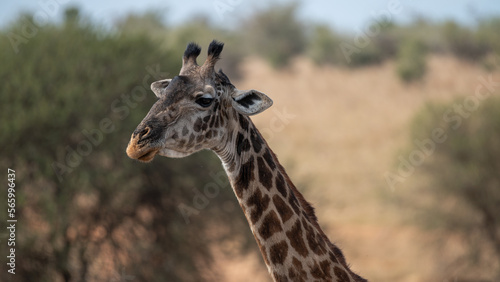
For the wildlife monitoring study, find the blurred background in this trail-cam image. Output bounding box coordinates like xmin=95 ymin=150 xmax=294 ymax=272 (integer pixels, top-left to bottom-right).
xmin=1 ymin=0 xmax=500 ymax=281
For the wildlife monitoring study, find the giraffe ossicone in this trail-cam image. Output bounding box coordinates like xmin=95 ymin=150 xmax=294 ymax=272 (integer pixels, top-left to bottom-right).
xmin=126 ymin=40 xmax=366 ymax=282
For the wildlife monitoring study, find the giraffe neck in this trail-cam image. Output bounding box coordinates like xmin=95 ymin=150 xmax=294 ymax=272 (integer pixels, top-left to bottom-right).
xmin=213 ymin=114 xmax=363 ymax=282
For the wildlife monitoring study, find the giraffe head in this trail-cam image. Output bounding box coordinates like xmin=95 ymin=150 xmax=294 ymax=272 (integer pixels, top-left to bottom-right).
xmin=126 ymin=40 xmax=273 ymax=162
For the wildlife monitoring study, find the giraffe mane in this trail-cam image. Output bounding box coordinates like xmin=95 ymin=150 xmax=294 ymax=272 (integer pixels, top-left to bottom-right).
xmin=216 ymin=69 xmax=232 ymax=86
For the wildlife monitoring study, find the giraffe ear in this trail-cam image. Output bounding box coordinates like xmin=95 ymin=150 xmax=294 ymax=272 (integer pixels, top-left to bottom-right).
xmin=232 ymin=89 xmax=273 ymax=116
xmin=150 ymin=79 xmax=172 ymax=98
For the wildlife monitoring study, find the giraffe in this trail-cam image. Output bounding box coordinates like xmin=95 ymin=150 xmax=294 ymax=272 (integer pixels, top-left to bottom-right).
xmin=126 ymin=40 xmax=366 ymax=282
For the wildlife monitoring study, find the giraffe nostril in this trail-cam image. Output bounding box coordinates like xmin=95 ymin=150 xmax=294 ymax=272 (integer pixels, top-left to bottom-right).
xmin=138 ymin=127 xmax=151 ymax=139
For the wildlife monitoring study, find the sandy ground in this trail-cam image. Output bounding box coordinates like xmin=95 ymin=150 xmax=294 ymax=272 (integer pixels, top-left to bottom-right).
xmin=211 ymin=55 xmax=499 ymax=282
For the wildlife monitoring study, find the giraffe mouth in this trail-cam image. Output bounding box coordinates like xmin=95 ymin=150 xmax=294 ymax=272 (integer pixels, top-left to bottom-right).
xmin=126 ymin=135 xmax=161 ymax=162
xmin=137 ymin=148 xmax=160 ymax=162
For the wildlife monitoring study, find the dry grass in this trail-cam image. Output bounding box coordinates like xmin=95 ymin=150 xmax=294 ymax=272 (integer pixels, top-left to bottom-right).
xmin=213 ymin=55 xmax=499 ymax=282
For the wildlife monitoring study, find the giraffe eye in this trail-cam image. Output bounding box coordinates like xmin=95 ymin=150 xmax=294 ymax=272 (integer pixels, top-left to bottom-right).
xmin=196 ymin=96 xmax=214 ymax=108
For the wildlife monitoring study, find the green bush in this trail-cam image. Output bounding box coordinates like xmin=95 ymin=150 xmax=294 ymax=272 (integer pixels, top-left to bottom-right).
xmin=307 ymin=19 xmax=400 ymax=68
xmin=0 ymin=9 xmax=251 ymax=282
xmin=243 ymin=2 xmax=307 ymax=68
xmin=306 ymin=17 xmax=500 ymax=69
xmin=405 ymin=97 xmax=500 ymax=280
xmin=372 ymin=30 xmax=400 ymax=60
xmin=347 ymin=45 xmax=384 ymax=67
xmin=477 ymin=17 xmax=500 ymax=52
xmin=477 ymin=17 xmax=500 ymax=70
xmin=396 ymin=38 xmax=427 ymax=83
xmin=307 ymin=24 xmax=345 ymax=65
xmin=442 ymin=20 xmax=489 ymax=61
xmin=350 ymin=19 xmax=399 ymax=66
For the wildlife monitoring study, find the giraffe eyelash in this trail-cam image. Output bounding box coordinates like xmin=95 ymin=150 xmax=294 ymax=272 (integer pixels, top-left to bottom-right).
xmin=195 ymin=94 xmax=215 ymax=108
xmin=195 ymin=93 xmax=214 ymax=99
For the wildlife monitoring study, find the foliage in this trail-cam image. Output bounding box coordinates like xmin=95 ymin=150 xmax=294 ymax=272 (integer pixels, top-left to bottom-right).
xmin=476 ymin=18 xmax=500 ymax=70
xmin=306 ymin=16 xmax=500 ymax=68
xmin=89 ymin=6 xmax=500 ymax=70
xmin=441 ymin=20 xmax=489 ymax=61
xmin=347 ymin=44 xmax=385 ymax=67
xmin=243 ymin=2 xmax=307 ymax=68
xmin=477 ymin=17 xmax=500 ymax=53
xmin=405 ymin=97 xmax=500 ymax=280
xmin=307 ymin=24 xmax=345 ymax=65
xmin=396 ymin=38 xmax=427 ymax=83
xmin=117 ymin=13 xmax=245 ymax=80
xmin=0 ymin=9 xmax=251 ymax=282
xmin=115 ymin=10 xmax=167 ymax=36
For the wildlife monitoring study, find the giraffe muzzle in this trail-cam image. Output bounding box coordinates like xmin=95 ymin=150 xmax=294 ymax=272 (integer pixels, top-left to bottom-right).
xmin=126 ymin=125 xmax=161 ymax=162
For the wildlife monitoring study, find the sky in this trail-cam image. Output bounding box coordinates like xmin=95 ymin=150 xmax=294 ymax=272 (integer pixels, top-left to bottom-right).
xmin=1 ymin=0 xmax=499 ymax=32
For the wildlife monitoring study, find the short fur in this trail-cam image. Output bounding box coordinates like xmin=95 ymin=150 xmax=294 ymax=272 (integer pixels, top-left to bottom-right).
xmin=126 ymin=40 xmax=367 ymax=282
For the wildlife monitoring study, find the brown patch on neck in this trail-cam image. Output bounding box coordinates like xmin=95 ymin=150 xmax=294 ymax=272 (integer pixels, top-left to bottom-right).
xmin=221 ymin=120 xmax=365 ymax=281
xmin=246 ymin=189 xmax=271 ymax=224
xmin=286 ymin=219 xmax=309 ymax=257
xmin=269 ymin=240 xmax=288 ymax=265
xmin=263 ymin=144 xmax=359 ymax=276
xmin=272 ymin=195 xmax=293 ymax=224
xmin=289 ymin=257 xmax=308 ymax=281
xmin=258 ymin=210 xmax=283 ymax=240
